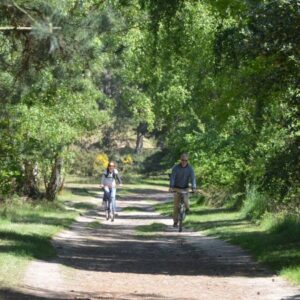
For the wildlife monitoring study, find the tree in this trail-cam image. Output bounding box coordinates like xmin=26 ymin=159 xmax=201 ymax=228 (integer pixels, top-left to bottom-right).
xmin=0 ymin=0 xmax=115 ymax=200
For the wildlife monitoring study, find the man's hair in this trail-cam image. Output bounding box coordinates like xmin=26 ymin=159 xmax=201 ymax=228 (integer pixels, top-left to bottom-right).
xmin=180 ymin=153 xmax=189 ymax=160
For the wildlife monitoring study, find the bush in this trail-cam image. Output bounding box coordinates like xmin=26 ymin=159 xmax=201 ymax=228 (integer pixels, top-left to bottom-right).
xmin=94 ymin=153 xmax=109 ymax=173
xmin=68 ymin=149 xmax=108 ymax=177
xmin=241 ymin=186 xmax=268 ymax=219
xmin=121 ymin=154 xmax=133 ymax=165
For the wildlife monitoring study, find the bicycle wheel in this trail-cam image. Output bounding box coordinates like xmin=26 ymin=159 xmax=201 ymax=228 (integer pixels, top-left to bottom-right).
xmin=105 ymin=200 xmax=110 ymax=220
xmin=178 ymin=203 xmax=184 ymax=232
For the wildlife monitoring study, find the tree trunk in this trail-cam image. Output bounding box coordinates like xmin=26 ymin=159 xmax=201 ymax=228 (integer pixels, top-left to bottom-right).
xmin=45 ymin=154 xmax=63 ymax=201
xmin=135 ymin=132 xmax=144 ymax=153
xmin=135 ymin=123 xmax=147 ymax=153
xmin=23 ymin=160 xmax=40 ymax=199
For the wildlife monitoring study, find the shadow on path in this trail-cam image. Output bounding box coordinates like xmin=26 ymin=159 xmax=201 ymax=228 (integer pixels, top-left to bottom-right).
xmin=51 ymin=203 xmax=272 ymax=277
xmin=0 ymin=287 xmax=185 ymax=300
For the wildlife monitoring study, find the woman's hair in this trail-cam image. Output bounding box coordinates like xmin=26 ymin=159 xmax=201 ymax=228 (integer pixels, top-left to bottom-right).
xmin=106 ymin=161 xmax=115 ymax=174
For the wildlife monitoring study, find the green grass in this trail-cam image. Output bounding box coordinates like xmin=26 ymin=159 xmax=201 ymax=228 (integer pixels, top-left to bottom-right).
xmin=0 ymin=180 xmax=96 ymax=288
xmin=119 ymin=177 xmax=168 ymax=198
xmin=136 ymin=222 xmax=167 ymax=237
xmin=156 ymin=196 xmax=300 ymax=285
xmin=122 ymin=206 xmax=145 ymax=212
xmin=65 ymin=175 xmax=99 ymax=184
xmin=137 ymin=177 xmax=169 ymax=187
xmin=281 ymin=266 xmax=300 ymax=283
xmin=88 ymin=221 xmax=103 ymax=229
xmin=73 ymin=202 xmax=97 ymax=210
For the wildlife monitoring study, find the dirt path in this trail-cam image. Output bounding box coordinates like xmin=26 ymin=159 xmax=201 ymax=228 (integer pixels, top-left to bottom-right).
xmin=5 ymin=184 xmax=300 ymax=299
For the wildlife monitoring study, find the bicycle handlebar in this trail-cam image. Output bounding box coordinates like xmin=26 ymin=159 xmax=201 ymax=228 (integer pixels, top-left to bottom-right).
xmin=170 ymin=190 xmax=195 ymax=194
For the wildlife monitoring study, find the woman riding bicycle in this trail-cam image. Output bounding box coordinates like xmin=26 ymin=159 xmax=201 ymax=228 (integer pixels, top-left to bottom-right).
xmin=100 ymin=161 xmax=122 ymax=219
xmin=169 ymin=153 xmax=196 ymax=227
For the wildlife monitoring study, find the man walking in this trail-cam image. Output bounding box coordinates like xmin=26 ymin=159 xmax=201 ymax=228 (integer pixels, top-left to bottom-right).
xmin=169 ymin=153 xmax=196 ymax=227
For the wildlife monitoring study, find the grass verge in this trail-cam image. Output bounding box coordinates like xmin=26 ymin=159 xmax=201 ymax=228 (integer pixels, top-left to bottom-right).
xmin=0 ymin=179 xmax=98 ymax=288
xmin=122 ymin=206 xmax=145 ymax=212
xmin=156 ymin=195 xmax=300 ymax=285
xmin=88 ymin=221 xmax=103 ymax=229
xmin=136 ymin=222 xmax=167 ymax=237
xmin=119 ymin=177 xmax=168 ymax=198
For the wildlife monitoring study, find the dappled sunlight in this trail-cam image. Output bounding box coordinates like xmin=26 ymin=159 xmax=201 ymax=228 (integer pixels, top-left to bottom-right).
xmin=178 ymin=201 xmax=300 ymax=282
xmin=2 ymin=179 xmax=295 ymax=300
xmin=44 ymin=192 xmax=274 ymax=278
xmin=0 ymin=229 xmax=56 ymax=260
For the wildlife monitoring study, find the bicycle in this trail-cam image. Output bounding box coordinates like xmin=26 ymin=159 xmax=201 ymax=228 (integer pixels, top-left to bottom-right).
xmin=172 ymin=190 xmax=190 ymax=232
xmin=179 ymin=190 xmax=188 ymax=232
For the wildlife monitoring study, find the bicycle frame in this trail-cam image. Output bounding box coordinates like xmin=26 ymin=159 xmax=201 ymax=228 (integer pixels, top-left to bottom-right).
xmin=103 ymin=187 xmax=115 ymax=222
xmin=178 ymin=195 xmax=186 ymax=232
xmin=173 ymin=190 xmax=189 ymax=232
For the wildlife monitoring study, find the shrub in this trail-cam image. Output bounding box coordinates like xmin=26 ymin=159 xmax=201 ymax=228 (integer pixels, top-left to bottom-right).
xmin=241 ymin=186 xmax=268 ymax=219
xmin=122 ymin=154 xmax=133 ymax=165
xmin=263 ymin=212 xmax=300 ymax=237
xmin=93 ymin=153 xmax=109 ymax=174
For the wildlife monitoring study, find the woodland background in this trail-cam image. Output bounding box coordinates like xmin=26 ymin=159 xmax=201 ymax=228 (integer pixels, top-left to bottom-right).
xmin=0 ymin=0 xmax=299 ymax=218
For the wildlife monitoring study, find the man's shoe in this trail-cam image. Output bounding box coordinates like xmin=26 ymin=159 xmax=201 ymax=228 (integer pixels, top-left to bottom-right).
xmin=173 ymin=223 xmax=178 ymax=228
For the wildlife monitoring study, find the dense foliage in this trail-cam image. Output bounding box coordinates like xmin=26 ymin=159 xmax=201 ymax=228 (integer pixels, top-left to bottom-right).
xmin=0 ymin=0 xmax=113 ymax=199
xmin=0 ymin=0 xmax=299 ymax=214
xmin=122 ymin=0 xmax=300 ymax=215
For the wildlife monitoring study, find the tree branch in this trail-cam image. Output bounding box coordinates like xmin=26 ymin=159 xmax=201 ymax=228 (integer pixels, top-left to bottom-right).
xmin=0 ymin=26 xmax=61 ymax=31
xmin=12 ymin=0 xmax=37 ymax=23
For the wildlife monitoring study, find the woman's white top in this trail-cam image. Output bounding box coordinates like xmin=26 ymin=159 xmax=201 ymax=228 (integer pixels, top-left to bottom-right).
xmin=101 ymin=169 xmax=120 ymax=188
